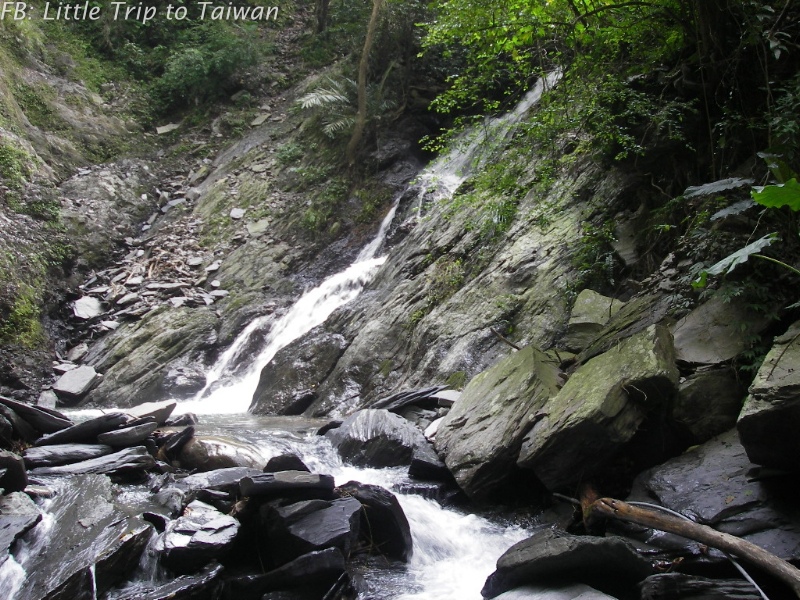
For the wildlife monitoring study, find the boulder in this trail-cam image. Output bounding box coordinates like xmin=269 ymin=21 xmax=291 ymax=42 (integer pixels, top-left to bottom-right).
xmin=435 ymin=345 xmax=561 ymax=500
xmin=517 ymin=325 xmax=678 ymax=491
xmin=98 ymin=421 xmax=158 ymax=447
xmin=326 ymin=409 xmax=430 ymax=468
xmin=490 ymin=584 xmax=617 ymax=599
xmin=0 ymin=404 xmax=39 ymax=442
xmin=264 ymin=454 xmax=310 ymax=473
xmin=178 ymin=436 xmax=264 ymax=471
xmin=562 ymin=290 xmax=625 ymax=352
xmin=110 ymin=562 xmax=223 ymax=600
xmin=124 ymin=400 xmax=177 ymax=426
xmin=408 ymin=441 xmax=451 ymax=482
xmin=671 ymin=294 xmax=770 ymax=365
xmin=52 ymin=366 xmax=100 ymax=401
xmin=638 ymin=573 xmax=762 ymax=600
xmin=225 ymin=548 xmax=345 ymax=598
xmin=240 ymin=472 xmax=335 ymax=498
xmin=263 ymin=497 xmax=362 ymax=562
xmin=737 ymin=321 xmax=800 ymax=470
xmin=35 ymin=412 xmax=128 ymax=446
xmin=30 ymin=446 xmax=156 ymax=476
xmin=0 ymin=396 xmax=73 ymax=433
xmin=0 ymin=492 xmax=42 ymax=564
xmin=23 ymin=443 xmax=115 ymax=468
xmin=0 ymin=450 xmax=27 ymax=492
xmin=10 ymin=474 xmax=153 ymax=600
xmin=154 ymin=500 xmax=239 ymax=574
xmin=72 ymin=297 xmax=104 ymax=320
xmin=481 ymin=529 xmax=653 ymax=599
xmin=175 ymin=467 xmax=262 ymax=495
xmin=630 ymin=429 xmax=800 ymax=562
xmin=673 ymin=368 xmax=746 ymax=443
xmin=337 ymin=481 xmax=412 ymax=561
xmin=250 ymin=332 xmax=348 ymax=416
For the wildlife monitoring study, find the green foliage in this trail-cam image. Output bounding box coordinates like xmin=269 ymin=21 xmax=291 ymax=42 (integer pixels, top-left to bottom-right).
xmin=0 ymin=139 xmax=34 ymax=190
xmin=573 ymin=220 xmax=618 ymax=290
xmin=751 ymin=179 xmax=800 ymax=211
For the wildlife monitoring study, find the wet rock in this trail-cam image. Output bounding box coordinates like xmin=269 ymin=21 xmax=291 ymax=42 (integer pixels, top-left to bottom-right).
xmin=0 ymin=492 xmax=42 ymax=564
xmin=490 ymin=584 xmax=617 ymax=599
xmin=673 ymin=368 xmax=746 ymax=443
xmin=175 ymin=467 xmax=262 ymax=495
xmin=162 ymin=366 xmax=207 ymax=398
xmin=264 ymin=497 xmax=361 ymax=562
xmin=97 ymin=421 xmax=158 ymax=446
xmin=264 ymin=454 xmax=310 ymax=473
xmin=337 ymin=481 xmax=412 ymax=561
xmin=37 ymin=390 xmax=59 ymax=410
xmin=178 ymin=436 xmax=264 ymax=471
xmin=154 ymin=500 xmax=239 ymax=574
xmin=408 ymin=441 xmax=450 ymax=482
xmin=0 ymin=450 xmax=27 ymax=492
xmin=326 ymin=409 xmax=429 ymax=468
xmin=160 ymin=425 xmax=195 ymax=461
xmin=0 ymin=404 xmax=38 ymax=442
xmin=23 ymin=443 xmax=115 ymax=468
xmin=110 ymin=561 xmax=223 ymax=600
xmin=481 ymin=529 xmax=653 ymax=599
xmin=250 ymin=332 xmax=348 ymax=416
xmin=12 ymin=474 xmax=153 ymax=600
xmin=517 ymin=325 xmax=678 ymax=491
xmin=371 ymin=385 xmax=450 ymax=413
xmin=630 ymin=429 xmax=800 ymax=562
xmin=671 ymin=294 xmax=770 ymax=365
xmin=0 ymin=413 xmax=12 ymax=444
xmin=737 ymin=321 xmax=800 ymax=470
xmin=0 ymin=396 xmax=73 ymax=433
xmin=35 ymin=412 xmax=128 ymax=446
xmin=240 ymin=472 xmax=335 ymax=498
xmin=52 ymin=365 xmax=100 ymax=401
xmin=638 ymin=573 xmax=762 ymax=600
xmin=30 ymin=446 xmax=156 ymax=476
xmin=166 ymin=413 xmax=199 ymax=427
xmin=226 ymin=548 xmax=345 ymax=599
xmin=435 ymin=346 xmax=561 ymax=500
xmin=66 ymin=343 xmax=90 ymax=363
xmin=562 ymin=289 xmax=625 ymax=352
xmin=125 ymin=400 xmax=177 ymax=426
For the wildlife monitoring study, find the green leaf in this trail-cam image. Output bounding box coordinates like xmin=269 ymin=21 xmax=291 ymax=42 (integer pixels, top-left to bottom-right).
xmin=693 ymin=234 xmax=779 ymax=290
xmin=751 ymin=179 xmax=800 ymax=211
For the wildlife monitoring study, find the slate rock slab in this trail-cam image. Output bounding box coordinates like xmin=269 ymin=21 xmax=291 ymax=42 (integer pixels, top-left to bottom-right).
xmin=0 ymin=450 xmax=27 ymax=492
xmin=154 ymin=500 xmax=239 ymax=574
xmin=482 ymin=529 xmax=653 ymax=599
xmin=30 ymin=446 xmax=156 ymax=476
xmin=52 ymin=366 xmax=100 ymax=400
xmin=0 ymin=492 xmax=42 ymax=564
xmin=241 ymin=471 xmax=335 ymax=498
xmin=97 ymin=421 xmax=158 ymax=447
xmin=124 ymin=400 xmax=177 ymax=426
xmin=36 ymin=412 xmax=128 ymax=446
xmin=0 ymin=396 xmax=73 ymax=433
xmin=23 ymin=443 xmax=115 ymax=469
xmin=491 ymin=584 xmax=617 ymax=599
xmin=111 ymin=561 xmax=223 ymax=600
xmin=175 ymin=467 xmax=262 ymax=494
xmin=226 ymin=548 xmax=345 ymax=597
xmin=264 ymin=454 xmax=310 ymax=473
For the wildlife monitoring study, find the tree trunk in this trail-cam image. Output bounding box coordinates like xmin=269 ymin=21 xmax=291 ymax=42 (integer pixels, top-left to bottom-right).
xmin=315 ymin=0 xmax=330 ymax=34
xmin=346 ymin=0 xmax=384 ymax=165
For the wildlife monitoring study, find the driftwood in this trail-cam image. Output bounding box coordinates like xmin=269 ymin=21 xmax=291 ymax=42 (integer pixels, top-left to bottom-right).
xmin=588 ymin=497 xmax=800 ymax=598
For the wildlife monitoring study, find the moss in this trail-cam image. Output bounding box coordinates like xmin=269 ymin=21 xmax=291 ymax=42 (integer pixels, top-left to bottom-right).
xmin=446 ymin=371 xmax=468 ymax=389
xmin=0 ymin=140 xmax=34 ymax=189
xmin=0 ymin=282 xmax=44 ymax=347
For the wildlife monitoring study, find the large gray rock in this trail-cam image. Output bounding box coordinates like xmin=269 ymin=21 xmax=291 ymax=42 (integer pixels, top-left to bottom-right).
xmin=23 ymin=443 xmax=115 ymax=468
xmin=517 ymin=325 xmax=678 ymax=490
xmin=0 ymin=450 xmax=27 ymax=492
xmin=671 ymin=294 xmax=769 ymax=364
xmin=0 ymin=396 xmax=72 ymax=433
xmin=30 ymin=446 xmax=156 ymax=476
xmin=737 ymin=321 xmax=800 ymax=470
xmin=175 ymin=467 xmax=262 ymax=495
xmin=154 ymin=500 xmax=239 ymax=574
xmin=110 ymin=562 xmax=224 ymax=600
xmin=490 ymin=584 xmax=617 ymax=599
xmin=178 ymin=436 xmax=264 ymax=471
xmin=673 ymin=368 xmax=746 ymax=443
xmin=226 ymin=548 xmax=345 ymax=597
xmin=250 ymin=332 xmax=348 ymax=416
xmin=52 ymin=366 xmax=100 ymax=401
xmin=35 ymin=412 xmax=128 ymax=446
xmin=72 ymin=296 xmax=104 ymax=320
xmin=10 ymin=474 xmax=153 ymax=600
xmin=97 ymin=421 xmax=158 ymax=447
xmin=562 ymin=289 xmax=625 ymax=352
xmin=482 ymin=529 xmax=653 ymax=599
xmin=326 ymin=409 xmax=430 ymax=468
xmin=240 ymin=471 xmax=335 ymax=498
xmin=0 ymin=492 xmax=42 ymax=565
xmin=630 ymin=429 xmax=800 ymax=562
xmin=124 ymin=400 xmax=177 ymax=426
xmin=435 ymin=345 xmax=561 ymax=500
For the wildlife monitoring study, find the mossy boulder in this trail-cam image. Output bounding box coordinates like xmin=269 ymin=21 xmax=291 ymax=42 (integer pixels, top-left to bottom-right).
xmin=434 ymin=345 xmax=562 ymax=500
xmin=517 ymin=325 xmax=679 ymax=490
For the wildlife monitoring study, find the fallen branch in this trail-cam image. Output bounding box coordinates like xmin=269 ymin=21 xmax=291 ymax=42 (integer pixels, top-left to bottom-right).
xmin=489 ymin=326 xmax=520 ymax=350
xmin=588 ymin=497 xmax=800 ymax=597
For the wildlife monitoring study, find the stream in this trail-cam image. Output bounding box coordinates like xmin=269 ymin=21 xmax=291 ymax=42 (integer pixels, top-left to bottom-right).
xmin=2 ymin=75 xmax=560 ymax=600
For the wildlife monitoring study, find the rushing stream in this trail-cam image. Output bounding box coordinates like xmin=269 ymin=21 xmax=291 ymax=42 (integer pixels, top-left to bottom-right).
xmin=3 ymin=75 xmax=561 ymax=600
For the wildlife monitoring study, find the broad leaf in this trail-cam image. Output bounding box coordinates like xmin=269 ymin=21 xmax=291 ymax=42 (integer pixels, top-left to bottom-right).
xmin=751 ymin=179 xmax=800 ymax=211
xmin=693 ymin=234 xmax=779 ymax=288
xmin=683 ymin=178 xmax=753 ymax=199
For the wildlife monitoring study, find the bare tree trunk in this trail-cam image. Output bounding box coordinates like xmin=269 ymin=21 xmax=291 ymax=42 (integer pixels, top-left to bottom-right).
xmin=315 ymin=0 xmax=330 ymax=34
xmin=346 ymin=0 xmax=384 ymax=165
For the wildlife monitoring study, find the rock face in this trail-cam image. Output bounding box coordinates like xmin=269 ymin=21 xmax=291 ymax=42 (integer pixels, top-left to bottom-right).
xmin=737 ymin=321 xmax=800 ymax=470
xmin=630 ymin=429 xmax=800 ymax=562
xmin=562 ymin=289 xmax=625 ymax=352
xmin=250 ymin=332 xmax=348 ymax=416
xmin=482 ymin=529 xmax=653 ymax=599
xmin=517 ymin=325 xmax=678 ymax=490
xmin=673 ymin=368 xmax=746 ymax=443
xmin=326 ymin=409 xmax=430 ymax=468
xmin=435 ymin=345 xmax=561 ymax=500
